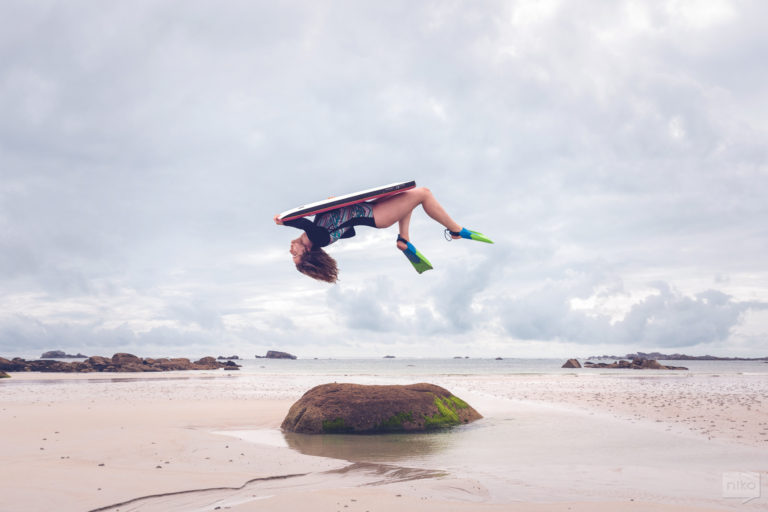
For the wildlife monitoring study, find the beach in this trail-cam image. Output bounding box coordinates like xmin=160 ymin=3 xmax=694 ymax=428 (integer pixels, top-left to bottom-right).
xmin=1 ymin=362 xmax=766 ymax=511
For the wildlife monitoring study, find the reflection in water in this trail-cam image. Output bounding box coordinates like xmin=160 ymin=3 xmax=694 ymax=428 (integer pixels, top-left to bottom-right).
xmin=327 ymin=461 xmax=448 ymax=483
xmin=282 ymin=423 xmax=480 ymax=463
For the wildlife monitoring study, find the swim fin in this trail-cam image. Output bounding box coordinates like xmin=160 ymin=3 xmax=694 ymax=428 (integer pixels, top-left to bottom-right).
xmin=397 ymin=235 xmax=433 ymax=274
xmin=445 ymin=227 xmax=494 ymax=244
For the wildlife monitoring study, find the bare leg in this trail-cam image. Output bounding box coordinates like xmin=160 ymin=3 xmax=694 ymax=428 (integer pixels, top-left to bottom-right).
xmin=373 ymin=187 xmax=461 ymax=230
xmin=371 ymin=187 xmax=462 ymax=249
xmin=396 ymin=210 xmax=412 ymax=250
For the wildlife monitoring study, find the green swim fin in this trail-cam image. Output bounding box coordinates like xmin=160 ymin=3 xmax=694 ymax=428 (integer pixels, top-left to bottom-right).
xmin=398 ymin=236 xmax=433 ymax=274
xmin=445 ymin=227 xmax=494 ymax=244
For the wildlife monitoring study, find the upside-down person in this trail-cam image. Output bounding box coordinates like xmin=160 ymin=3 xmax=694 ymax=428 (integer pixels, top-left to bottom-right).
xmin=274 ymin=187 xmax=492 ymax=283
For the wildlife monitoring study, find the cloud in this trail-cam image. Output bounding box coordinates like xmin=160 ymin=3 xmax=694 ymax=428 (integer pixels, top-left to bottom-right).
xmin=500 ymin=280 xmax=766 ymax=348
xmin=326 ymin=277 xmax=400 ymax=332
xmin=324 ymin=276 xmax=444 ymax=335
xmin=430 ymin=250 xmax=507 ymax=332
xmin=326 ymin=246 xmax=507 ymax=335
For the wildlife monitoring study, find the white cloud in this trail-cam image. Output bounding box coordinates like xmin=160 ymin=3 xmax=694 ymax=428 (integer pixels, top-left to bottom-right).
xmin=500 ymin=279 xmax=764 ymax=348
xmin=666 ymin=0 xmax=737 ymax=30
xmin=510 ymin=0 xmax=562 ymax=26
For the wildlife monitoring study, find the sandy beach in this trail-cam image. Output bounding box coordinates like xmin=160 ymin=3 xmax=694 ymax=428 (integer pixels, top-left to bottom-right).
xmin=1 ymin=370 xmax=766 ymax=512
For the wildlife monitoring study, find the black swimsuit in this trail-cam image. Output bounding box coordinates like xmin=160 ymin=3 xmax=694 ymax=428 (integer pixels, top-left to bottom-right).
xmin=283 ymin=203 xmax=376 ymax=249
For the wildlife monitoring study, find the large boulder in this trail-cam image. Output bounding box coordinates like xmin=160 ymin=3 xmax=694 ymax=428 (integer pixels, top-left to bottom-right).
xmin=193 ymin=356 xmax=221 ymax=369
xmin=106 ymin=353 xmax=150 ymax=372
xmin=281 ymin=383 xmax=482 ymax=434
xmin=111 ymin=353 xmax=141 ymax=366
xmin=0 ymin=357 xmax=21 ymax=372
xmin=153 ymin=358 xmax=193 ymax=371
xmin=223 ymin=361 xmax=240 ymax=370
xmin=26 ymin=360 xmax=77 ymax=372
xmin=86 ymin=356 xmax=113 ymax=371
xmin=562 ymin=358 xmax=581 ymax=369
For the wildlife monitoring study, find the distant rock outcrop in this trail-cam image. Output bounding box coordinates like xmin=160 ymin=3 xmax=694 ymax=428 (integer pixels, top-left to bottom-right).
xmin=257 ymin=350 xmax=297 ymax=360
xmin=588 ymin=351 xmax=768 ymax=361
xmin=41 ymin=350 xmax=87 ymax=359
xmin=0 ymin=354 xmax=240 ymax=373
xmin=217 ymin=355 xmax=240 ymax=360
xmin=562 ymin=358 xmax=582 ymax=369
xmin=223 ymin=361 xmax=240 ymax=370
xmin=583 ymin=359 xmax=687 ymax=370
xmin=281 ymin=382 xmax=482 ymax=434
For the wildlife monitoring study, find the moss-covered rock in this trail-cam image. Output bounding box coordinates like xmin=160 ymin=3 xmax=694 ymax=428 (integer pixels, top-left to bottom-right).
xmin=0 ymin=370 xmax=10 ymax=379
xmin=281 ymin=382 xmax=482 ymax=434
xmin=377 ymin=411 xmax=415 ymax=431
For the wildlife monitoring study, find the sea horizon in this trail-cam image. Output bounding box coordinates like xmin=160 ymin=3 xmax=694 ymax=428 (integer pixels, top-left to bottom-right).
xmin=6 ymin=354 xmax=768 ymax=378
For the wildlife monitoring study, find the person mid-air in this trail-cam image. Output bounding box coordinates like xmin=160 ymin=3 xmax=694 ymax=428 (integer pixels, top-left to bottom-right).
xmin=274 ymin=186 xmax=492 ymax=283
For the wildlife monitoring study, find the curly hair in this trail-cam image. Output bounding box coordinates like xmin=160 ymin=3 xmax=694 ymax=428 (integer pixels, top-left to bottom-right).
xmin=296 ymin=248 xmax=338 ymax=283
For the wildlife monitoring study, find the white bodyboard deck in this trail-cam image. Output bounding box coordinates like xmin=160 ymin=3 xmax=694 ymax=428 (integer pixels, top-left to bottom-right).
xmin=278 ymin=180 xmax=416 ymax=221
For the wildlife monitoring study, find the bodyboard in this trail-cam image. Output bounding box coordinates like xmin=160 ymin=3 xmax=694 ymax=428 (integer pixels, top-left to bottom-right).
xmin=278 ymin=180 xmax=416 ymax=221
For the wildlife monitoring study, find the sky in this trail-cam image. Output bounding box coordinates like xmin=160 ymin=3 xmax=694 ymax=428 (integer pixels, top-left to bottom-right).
xmin=2 ymin=0 xmax=767 ymax=359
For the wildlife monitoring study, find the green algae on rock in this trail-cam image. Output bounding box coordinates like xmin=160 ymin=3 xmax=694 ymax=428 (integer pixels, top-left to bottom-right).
xmin=321 ymin=417 xmax=354 ymax=433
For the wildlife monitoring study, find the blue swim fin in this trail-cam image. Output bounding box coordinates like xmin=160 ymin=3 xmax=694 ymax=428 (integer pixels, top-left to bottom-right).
xmin=397 ymin=235 xmax=433 ymax=274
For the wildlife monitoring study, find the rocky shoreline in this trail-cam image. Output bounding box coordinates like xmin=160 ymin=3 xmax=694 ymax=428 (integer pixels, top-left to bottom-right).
xmin=587 ymin=351 xmax=768 ymax=361
xmin=0 ymin=353 xmax=241 ymax=373
xmin=562 ymin=358 xmax=688 ymax=370
xmin=584 ymin=359 xmax=688 ymax=370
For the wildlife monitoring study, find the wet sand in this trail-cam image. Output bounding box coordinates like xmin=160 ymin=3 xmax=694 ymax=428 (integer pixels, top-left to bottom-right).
xmin=454 ymin=373 xmax=768 ymax=445
xmin=1 ymin=371 xmax=766 ymax=511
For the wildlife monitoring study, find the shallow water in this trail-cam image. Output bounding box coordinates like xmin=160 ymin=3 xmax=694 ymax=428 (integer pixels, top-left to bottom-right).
xmin=223 ymin=395 xmax=768 ymax=508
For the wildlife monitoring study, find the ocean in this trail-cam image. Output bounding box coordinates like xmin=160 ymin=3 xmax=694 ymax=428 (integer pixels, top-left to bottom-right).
xmin=233 ymin=356 xmax=768 ymax=376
